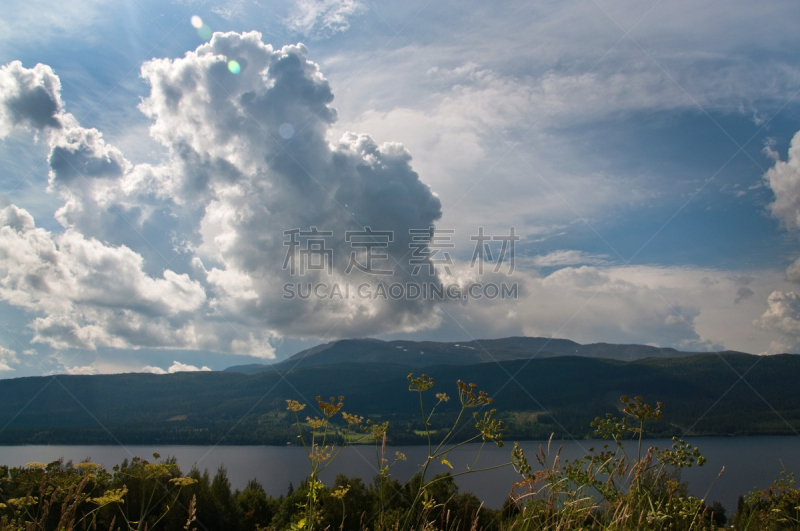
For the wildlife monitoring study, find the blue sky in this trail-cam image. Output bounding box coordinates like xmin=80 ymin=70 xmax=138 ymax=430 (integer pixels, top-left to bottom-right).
xmin=0 ymin=0 xmax=799 ymax=376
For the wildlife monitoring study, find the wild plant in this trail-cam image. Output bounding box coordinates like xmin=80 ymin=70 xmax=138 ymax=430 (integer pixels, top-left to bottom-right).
xmin=402 ymin=374 xmax=515 ymax=530
xmin=733 ymin=468 xmax=800 ymax=530
xmin=0 ymin=454 xmax=196 ymax=531
xmin=284 ymin=375 xmax=527 ymax=531
xmin=285 ymin=395 xmax=372 ymax=530
xmin=0 ymin=460 xmax=107 ymax=531
xmin=506 ymin=395 xmax=713 ymax=530
xmin=361 ymin=419 xmax=406 ymax=519
xmin=106 ymin=453 xmax=198 ymax=531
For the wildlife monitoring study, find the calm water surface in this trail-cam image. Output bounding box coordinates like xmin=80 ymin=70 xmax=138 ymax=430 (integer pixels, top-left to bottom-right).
xmin=1 ymin=437 xmax=798 ymax=514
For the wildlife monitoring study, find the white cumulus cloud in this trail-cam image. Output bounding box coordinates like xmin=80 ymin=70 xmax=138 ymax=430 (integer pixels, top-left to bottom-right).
xmin=0 ymin=32 xmax=451 ymax=361
xmin=764 ymin=130 xmax=800 ymax=232
xmin=141 ymin=361 xmax=212 ymax=374
xmin=759 ymin=130 xmax=800 ymax=352
xmin=66 ymin=365 xmax=99 ymax=375
xmin=0 ymin=346 xmax=17 ymax=372
xmin=756 ymin=291 xmax=800 ymax=336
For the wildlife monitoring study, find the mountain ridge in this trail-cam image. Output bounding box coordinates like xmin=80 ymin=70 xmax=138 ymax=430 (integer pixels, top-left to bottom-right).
xmin=225 ymin=336 xmax=739 ymax=374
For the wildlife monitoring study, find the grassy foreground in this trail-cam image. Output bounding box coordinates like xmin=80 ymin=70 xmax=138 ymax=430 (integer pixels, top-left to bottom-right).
xmin=1 ymin=375 xmax=798 ymax=530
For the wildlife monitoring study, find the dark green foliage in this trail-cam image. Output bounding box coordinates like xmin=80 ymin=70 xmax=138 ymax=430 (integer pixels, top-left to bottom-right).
xmin=236 ymin=479 xmax=278 ymax=531
xmin=397 ymin=473 xmax=500 ymax=531
xmin=185 ymin=466 xmax=241 ymax=531
xmin=268 ymin=477 xmax=310 ymax=530
xmin=324 ymin=475 xmax=372 ymax=531
xmin=703 ymin=501 xmax=727 ymax=527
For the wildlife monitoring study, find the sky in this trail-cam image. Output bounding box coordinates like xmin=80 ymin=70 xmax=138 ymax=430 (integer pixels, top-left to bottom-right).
xmin=0 ymin=0 xmax=800 ymax=377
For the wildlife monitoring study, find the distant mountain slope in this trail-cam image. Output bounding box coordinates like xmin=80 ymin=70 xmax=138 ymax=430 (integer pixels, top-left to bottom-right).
xmin=225 ymin=337 xmax=715 ymax=374
xmin=1 ymin=353 xmax=799 ymax=445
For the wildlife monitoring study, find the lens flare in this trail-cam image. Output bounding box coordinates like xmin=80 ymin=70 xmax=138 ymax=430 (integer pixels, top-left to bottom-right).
xmin=190 ymin=16 xmax=203 ymax=29
xmin=198 ymin=25 xmax=212 ymax=40
xmin=279 ymin=123 xmax=294 ymax=139
xmin=228 ymin=60 xmax=241 ymax=74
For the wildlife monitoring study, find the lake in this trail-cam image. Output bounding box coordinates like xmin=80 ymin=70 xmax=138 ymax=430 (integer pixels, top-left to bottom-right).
xmin=1 ymin=436 xmax=798 ymax=515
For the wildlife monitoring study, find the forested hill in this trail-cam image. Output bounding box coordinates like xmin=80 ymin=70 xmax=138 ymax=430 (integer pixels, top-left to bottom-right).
xmin=1 ymin=353 xmax=799 ymax=445
xmin=225 ymin=336 xmax=708 ymax=374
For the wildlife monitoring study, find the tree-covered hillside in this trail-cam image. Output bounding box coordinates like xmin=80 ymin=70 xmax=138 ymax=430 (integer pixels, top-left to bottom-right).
xmin=0 ymin=353 xmax=798 ymax=445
